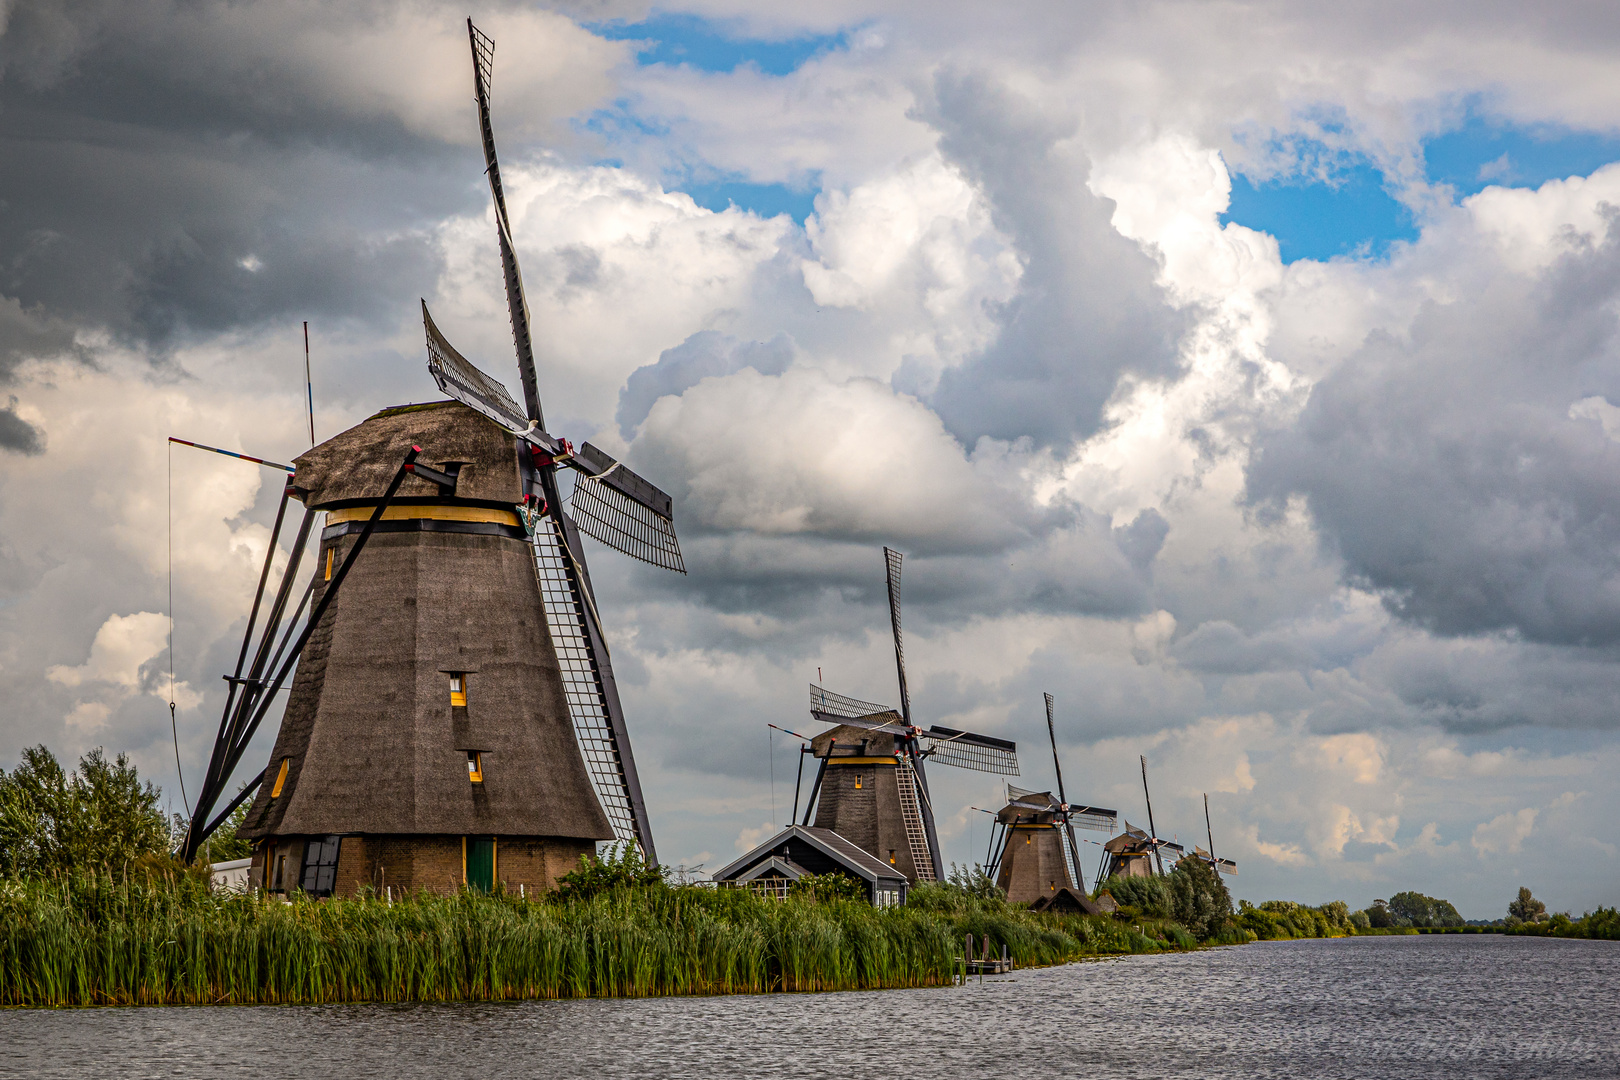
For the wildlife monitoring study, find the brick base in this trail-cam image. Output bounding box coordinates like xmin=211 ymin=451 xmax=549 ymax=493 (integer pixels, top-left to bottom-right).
xmin=249 ymin=834 xmax=596 ymax=897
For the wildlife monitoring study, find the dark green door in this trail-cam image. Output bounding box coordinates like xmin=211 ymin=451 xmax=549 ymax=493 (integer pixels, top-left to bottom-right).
xmin=467 ymin=837 xmax=495 ymax=892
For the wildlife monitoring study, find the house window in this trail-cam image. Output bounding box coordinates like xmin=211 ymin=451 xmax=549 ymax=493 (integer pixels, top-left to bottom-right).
xmin=888 ymin=849 xmax=896 ymax=865
xmin=467 ymin=751 xmax=483 ymax=783
xmin=271 ymin=757 xmax=290 ymax=797
xmin=300 ymin=835 xmax=341 ymax=897
xmin=748 ymin=875 xmax=791 ymax=900
xmin=272 ymin=852 xmax=287 ymax=891
xmin=854 ymin=774 xmax=862 ymax=789
xmin=449 ymin=673 xmax=467 ymax=708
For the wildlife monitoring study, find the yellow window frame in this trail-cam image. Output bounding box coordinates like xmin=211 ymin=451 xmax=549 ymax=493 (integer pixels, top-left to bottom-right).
xmin=467 ymin=750 xmax=483 ymax=783
xmin=271 ymin=757 xmax=290 ymax=797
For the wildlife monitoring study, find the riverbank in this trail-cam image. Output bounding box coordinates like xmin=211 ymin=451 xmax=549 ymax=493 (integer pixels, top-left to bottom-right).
xmin=0 ymin=874 xmax=1210 ymax=1007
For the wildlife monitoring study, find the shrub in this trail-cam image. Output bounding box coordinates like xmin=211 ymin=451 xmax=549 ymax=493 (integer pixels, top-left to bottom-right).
xmin=0 ymin=745 xmax=168 ymax=876
xmin=1101 ymin=874 xmax=1173 ymax=918
xmin=554 ymin=844 xmax=666 ymax=901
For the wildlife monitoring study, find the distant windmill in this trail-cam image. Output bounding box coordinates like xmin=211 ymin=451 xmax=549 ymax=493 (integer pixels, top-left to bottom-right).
xmin=179 ymin=21 xmax=684 ymax=893
xmin=988 ymin=694 xmax=1115 ymax=905
xmin=800 ymin=548 xmax=1020 ymax=883
xmin=1098 ymin=756 xmax=1184 ymax=881
xmin=1193 ymin=792 xmax=1238 ymax=877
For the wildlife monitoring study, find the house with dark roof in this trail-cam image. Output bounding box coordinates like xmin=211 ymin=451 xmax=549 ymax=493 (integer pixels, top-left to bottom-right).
xmin=713 ymin=825 xmax=910 ymax=907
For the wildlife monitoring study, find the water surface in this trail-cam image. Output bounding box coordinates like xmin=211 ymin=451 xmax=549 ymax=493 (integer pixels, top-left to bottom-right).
xmin=3 ymin=935 xmax=1614 ymax=1078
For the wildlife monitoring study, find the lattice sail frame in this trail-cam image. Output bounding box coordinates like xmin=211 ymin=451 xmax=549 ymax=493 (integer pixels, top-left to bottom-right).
xmin=809 ymin=684 xmax=893 ymax=719
xmin=921 ymin=731 xmax=1020 ymax=776
xmin=531 ymin=517 xmax=640 ymax=848
xmin=569 ymin=475 xmax=685 ymax=573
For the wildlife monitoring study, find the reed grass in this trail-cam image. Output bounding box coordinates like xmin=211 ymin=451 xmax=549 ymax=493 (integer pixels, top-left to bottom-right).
xmin=0 ymin=873 xmax=1192 ymax=1008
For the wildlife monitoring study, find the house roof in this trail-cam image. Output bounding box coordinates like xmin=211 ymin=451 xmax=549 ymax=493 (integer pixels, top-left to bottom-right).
xmin=713 ymin=825 xmax=908 ymax=885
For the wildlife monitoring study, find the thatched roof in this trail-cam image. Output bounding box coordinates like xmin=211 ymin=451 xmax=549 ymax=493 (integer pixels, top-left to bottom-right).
xmin=291 ymin=400 xmax=524 ymax=509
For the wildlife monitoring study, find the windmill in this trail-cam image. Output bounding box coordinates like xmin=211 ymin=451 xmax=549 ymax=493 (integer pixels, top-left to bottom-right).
xmin=988 ymin=694 xmax=1115 ymax=905
xmin=798 ymin=547 xmax=1020 ymax=883
xmin=178 ymin=21 xmax=683 ymax=895
xmin=1098 ymin=756 xmax=1184 ymax=882
xmin=1192 ymin=792 xmax=1238 ymax=877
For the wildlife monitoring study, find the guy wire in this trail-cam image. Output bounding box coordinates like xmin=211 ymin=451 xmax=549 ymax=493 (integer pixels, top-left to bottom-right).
xmin=168 ymin=439 xmax=191 ymax=818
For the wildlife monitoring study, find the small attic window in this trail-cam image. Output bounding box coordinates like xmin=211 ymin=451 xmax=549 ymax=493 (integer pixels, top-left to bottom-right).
xmin=854 ymin=774 xmax=862 ymax=789
xmin=324 ymin=546 xmax=334 ymax=581
xmin=449 ymin=673 xmax=467 ymax=708
xmin=271 ymin=757 xmax=290 ymax=798
xmin=467 ymin=750 xmax=483 ymax=783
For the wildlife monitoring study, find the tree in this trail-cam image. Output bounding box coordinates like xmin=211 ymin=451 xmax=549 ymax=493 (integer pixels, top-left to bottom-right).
xmin=0 ymin=745 xmax=166 ymax=877
xmin=1388 ymin=890 xmax=1464 ymax=928
xmin=1508 ymin=887 xmax=1548 ymax=924
xmin=1167 ymin=855 xmax=1233 ymax=939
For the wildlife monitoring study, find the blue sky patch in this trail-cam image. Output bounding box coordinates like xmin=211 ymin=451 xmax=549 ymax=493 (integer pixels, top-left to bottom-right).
xmin=1424 ymin=115 xmax=1620 ymax=197
xmin=1222 ymin=160 xmax=1418 ymax=263
xmin=590 ymin=13 xmax=845 ymax=76
xmin=684 ymin=179 xmax=818 ymax=223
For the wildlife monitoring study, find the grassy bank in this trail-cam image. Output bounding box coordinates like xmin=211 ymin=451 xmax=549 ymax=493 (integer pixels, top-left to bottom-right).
xmin=0 ymin=873 xmax=1202 ymax=1008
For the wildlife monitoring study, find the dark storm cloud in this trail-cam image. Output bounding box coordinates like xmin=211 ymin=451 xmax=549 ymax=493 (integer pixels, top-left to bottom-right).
xmin=0 ymin=397 xmax=43 ymax=454
xmin=1250 ymin=209 xmax=1620 ymax=646
xmin=0 ymin=1 xmax=504 ymax=353
xmin=915 ymin=67 xmax=1189 ymax=450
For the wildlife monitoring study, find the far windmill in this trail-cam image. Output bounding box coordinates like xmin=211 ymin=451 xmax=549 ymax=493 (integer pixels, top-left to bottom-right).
xmin=799 ymin=547 xmax=1020 ymax=883
xmin=1099 ymin=755 xmax=1184 ymax=881
xmin=988 ymin=693 xmax=1115 ymax=910
xmin=176 ymin=21 xmax=685 ymax=897
xmin=1192 ymin=792 xmax=1238 ymax=877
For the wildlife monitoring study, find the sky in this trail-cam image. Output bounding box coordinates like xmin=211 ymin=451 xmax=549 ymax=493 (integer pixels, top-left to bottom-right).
xmin=3 ymin=0 xmax=1620 ymax=920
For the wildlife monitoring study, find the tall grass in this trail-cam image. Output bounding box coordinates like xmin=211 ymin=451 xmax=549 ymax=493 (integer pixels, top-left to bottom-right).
xmin=0 ymin=873 xmax=1194 ymax=1008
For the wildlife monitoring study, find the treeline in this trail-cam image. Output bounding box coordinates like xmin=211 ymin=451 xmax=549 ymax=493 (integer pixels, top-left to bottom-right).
xmin=0 ymin=861 xmax=1203 ymax=1008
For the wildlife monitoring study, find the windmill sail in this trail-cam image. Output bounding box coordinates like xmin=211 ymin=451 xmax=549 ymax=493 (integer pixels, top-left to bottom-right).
xmin=568 ymin=443 xmax=685 ymax=573
xmin=468 ymin=19 xmax=541 ymax=424
xmin=920 ymin=726 xmax=1020 ymax=775
xmin=809 ymin=683 xmax=894 ymax=719
xmin=423 ymin=301 xmax=529 ymax=432
xmin=464 ymin=21 xmax=661 ymax=862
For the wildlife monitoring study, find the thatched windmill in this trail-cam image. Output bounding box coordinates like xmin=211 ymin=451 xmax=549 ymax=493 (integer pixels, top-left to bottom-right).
xmin=178 ymin=22 xmax=684 ymax=896
xmin=1098 ymin=756 xmax=1183 ymax=881
xmin=1193 ymin=792 xmax=1238 ymax=877
xmin=798 ymin=548 xmax=1021 ymax=883
xmin=989 ymin=694 xmax=1115 ymax=906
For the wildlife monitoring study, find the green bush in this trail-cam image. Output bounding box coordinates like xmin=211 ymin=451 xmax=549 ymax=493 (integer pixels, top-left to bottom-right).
xmin=1101 ymin=874 xmax=1173 ymax=918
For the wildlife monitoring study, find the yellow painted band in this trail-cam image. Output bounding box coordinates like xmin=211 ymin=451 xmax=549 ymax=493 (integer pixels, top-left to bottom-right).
xmin=826 ymin=757 xmax=900 ymax=766
xmin=326 ymin=505 xmax=521 ymax=526
xmin=1007 ymin=822 xmax=1060 ymax=828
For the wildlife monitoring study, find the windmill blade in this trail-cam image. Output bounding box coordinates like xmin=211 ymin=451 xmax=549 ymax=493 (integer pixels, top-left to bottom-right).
xmin=422 ymin=301 xmax=530 ymax=433
xmin=808 ymin=683 xmax=896 ymax=719
xmin=1066 ymin=804 xmax=1118 ymax=832
xmin=530 ymin=510 xmax=657 ymax=862
xmin=566 ymin=443 xmax=685 ymax=573
xmin=883 ymin=547 xmax=911 ymax=724
xmin=468 ymin=19 xmax=542 ymax=425
xmin=810 ymin=710 xmax=909 ymax=736
xmin=920 ymin=725 xmax=1020 ymax=775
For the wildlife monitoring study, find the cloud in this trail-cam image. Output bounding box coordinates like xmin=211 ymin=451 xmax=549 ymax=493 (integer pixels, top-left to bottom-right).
xmin=1250 ymin=176 xmax=1620 ymax=647
xmin=1471 ymin=807 xmax=1538 ymax=856
xmin=617 ymin=330 xmax=794 ymax=437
